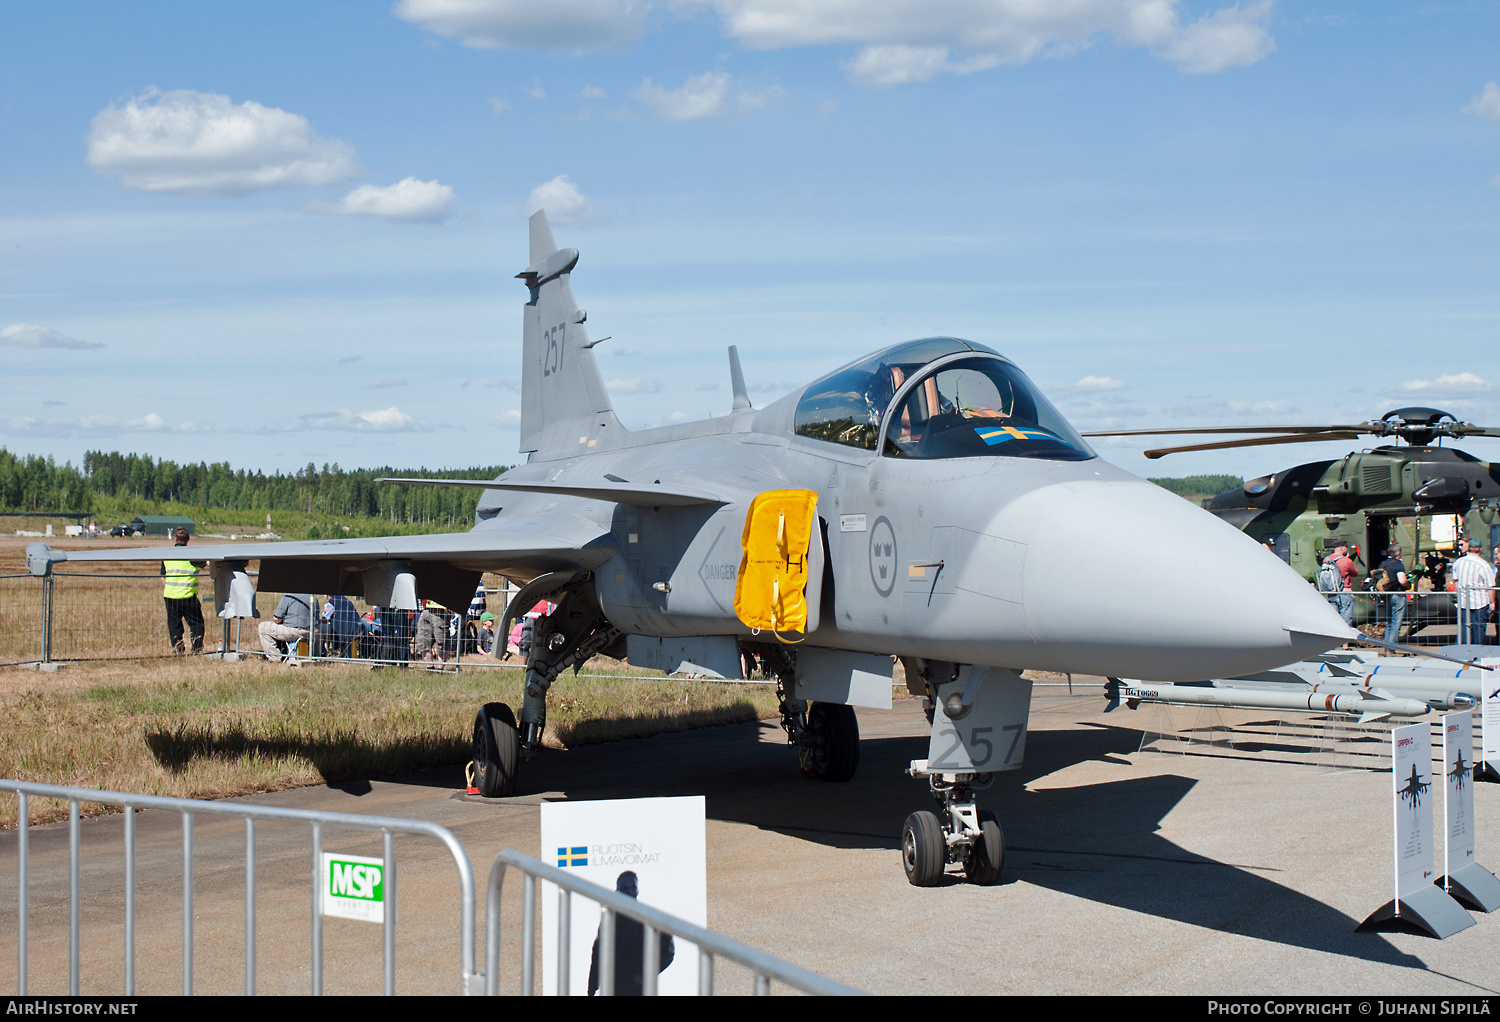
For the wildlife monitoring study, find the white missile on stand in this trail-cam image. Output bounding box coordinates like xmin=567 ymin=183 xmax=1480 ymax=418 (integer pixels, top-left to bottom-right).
xmin=1105 ymin=678 xmax=1432 ymax=722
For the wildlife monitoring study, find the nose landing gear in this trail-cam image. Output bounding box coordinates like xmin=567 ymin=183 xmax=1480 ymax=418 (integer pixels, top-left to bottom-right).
xmin=901 ymin=761 xmax=1004 ymax=886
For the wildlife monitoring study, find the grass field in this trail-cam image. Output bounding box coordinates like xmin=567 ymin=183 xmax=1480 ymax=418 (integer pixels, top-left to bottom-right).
xmin=0 ymin=656 xmax=781 ymax=828
xmin=0 ymin=537 xmax=787 ymax=826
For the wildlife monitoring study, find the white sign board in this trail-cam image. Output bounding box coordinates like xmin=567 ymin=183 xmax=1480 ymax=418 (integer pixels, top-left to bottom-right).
xmin=1431 ymin=514 xmax=1461 ymax=547
xmin=540 ymin=796 xmax=706 ymax=996
xmin=321 ymin=852 xmax=386 ymax=923
xmin=1443 ymin=711 xmax=1476 ymax=879
xmin=1392 ymin=722 xmax=1436 ymax=903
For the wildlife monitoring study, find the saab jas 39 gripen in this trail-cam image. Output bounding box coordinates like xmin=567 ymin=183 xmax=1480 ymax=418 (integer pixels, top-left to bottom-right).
xmin=28 ymin=211 xmax=1356 ymax=887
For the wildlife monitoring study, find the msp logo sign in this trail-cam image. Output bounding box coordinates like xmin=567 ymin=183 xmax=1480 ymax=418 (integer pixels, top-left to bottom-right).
xmin=869 ymin=516 xmax=897 ymax=597
xmin=322 ymin=852 xmax=385 ymax=923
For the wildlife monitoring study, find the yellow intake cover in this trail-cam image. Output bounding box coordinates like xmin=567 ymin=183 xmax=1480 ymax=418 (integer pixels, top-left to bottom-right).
xmin=734 ymin=489 xmax=819 ymax=636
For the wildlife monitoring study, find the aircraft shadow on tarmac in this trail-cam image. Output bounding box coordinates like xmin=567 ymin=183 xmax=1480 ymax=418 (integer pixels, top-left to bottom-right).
xmin=141 ymin=724 xmax=468 ymax=788
xmin=511 ymin=718 xmax=1425 ymax=968
xmin=152 ymin=711 xmax=1425 ymax=966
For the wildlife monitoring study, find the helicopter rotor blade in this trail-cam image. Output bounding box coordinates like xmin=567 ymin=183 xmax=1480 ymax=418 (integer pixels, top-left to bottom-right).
xmin=1449 ymin=425 xmax=1500 ymax=438
xmin=1083 ymin=424 xmax=1372 ymax=438
xmin=1142 ymin=431 xmax=1362 ymax=460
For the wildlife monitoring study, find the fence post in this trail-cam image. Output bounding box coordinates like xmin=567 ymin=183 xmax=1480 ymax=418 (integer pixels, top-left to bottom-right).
xmin=41 ymin=575 xmax=53 ymax=665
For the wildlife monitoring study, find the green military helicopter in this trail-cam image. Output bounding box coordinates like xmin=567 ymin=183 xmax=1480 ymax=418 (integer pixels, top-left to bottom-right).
xmin=1085 ymin=408 xmax=1500 ymax=638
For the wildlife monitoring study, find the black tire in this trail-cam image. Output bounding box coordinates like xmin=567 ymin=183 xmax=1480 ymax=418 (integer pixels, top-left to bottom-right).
xmin=963 ymin=809 xmax=1005 ymax=885
xmin=902 ymin=810 xmax=946 ymax=887
xmin=806 ymin=702 xmax=860 ymax=782
xmin=472 ymin=702 xmax=519 ymax=797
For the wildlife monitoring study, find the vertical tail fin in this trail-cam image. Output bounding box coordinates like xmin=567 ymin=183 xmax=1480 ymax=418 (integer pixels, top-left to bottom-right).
xmin=517 ymin=210 xmax=620 ymax=456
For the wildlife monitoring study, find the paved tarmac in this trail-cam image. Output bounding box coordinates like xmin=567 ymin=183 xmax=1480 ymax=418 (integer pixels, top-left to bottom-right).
xmin=2 ymin=682 xmax=1498 ymax=996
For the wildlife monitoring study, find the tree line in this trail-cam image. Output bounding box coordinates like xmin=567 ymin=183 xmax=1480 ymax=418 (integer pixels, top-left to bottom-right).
xmin=0 ymin=448 xmax=508 ymax=527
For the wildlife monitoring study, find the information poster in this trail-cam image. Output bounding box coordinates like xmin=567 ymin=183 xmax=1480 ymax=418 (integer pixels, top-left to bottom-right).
xmin=540 ymin=796 xmax=706 ymax=996
xmin=1483 ymin=668 xmax=1500 ymax=777
xmin=1392 ymin=722 xmax=1435 ymax=903
xmin=1443 ymin=711 xmax=1475 ymax=879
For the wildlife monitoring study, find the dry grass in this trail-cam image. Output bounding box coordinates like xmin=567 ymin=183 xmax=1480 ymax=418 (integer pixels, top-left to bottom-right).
xmin=0 ymin=655 xmax=779 ymax=828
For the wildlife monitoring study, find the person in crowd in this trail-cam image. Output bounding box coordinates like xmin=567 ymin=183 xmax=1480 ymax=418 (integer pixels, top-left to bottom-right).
xmin=414 ymin=599 xmax=451 ymax=663
xmin=468 ymin=582 xmax=488 ymax=621
xmin=258 ymin=592 xmax=312 ymax=663
xmin=161 ymin=526 xmax=206 ymax=654
xmin=1319 ymin=540 xmax=1357 ymax=627
xmin=319 ymin=594 xmax=361 ymax=657
xmin=1452 ymin=536 xmax=1496 ymax=646
xmin=1377 ymin=545 xmax=1409 ymax=645
xmin=360 ymin=606 xmax=383 ymax=659
xmin=475 ymin=611 xmax=498 ymax=655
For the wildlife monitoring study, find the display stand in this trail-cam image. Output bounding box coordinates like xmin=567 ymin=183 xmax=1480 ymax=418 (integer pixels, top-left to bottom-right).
xmin=1434 ymin=710 xmax=1500 ymax=912
xmin=1358 ymin=722 xmax=1474 ymax=938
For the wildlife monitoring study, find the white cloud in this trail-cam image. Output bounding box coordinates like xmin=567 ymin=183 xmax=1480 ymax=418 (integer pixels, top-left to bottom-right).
xmin=696 ymin=0 xmax=1275 ymax=84
xmin=488 ymin=97 xmax=512 ymax=114
xmin=842 ymin=45 xmax=997 ymax=87
xmin=630 ymin=71 xmax=781 ymax=120
xmin=606 ymin=377 xmax=661 ymax=394
xmin=258 ymin=407 xmax=427 ymax=433
xmin=489 ymin=409 xmax=522 ymax=429
xmin=523 ymin=174 xmax=597 ymax=223
xmin=580 ymin=85 xmax=608 ymax=99
xmin=394 ymin=0 xmax=644 ymax=51
xmin=316 ymin=177 xmax=456 ymax=222
xmin=1399 ymin=372 xmax=1492 ymax=394
xmin=1153 ymin=0 xmax=1276 ymax=74
xmin=633 ymin=71 xmax=732 ymax=120
xmin=3 ymin=412 xmax=206 ymax=438
xmin=1075 ymin=375 xmax=1125 ymax=391
xmin=366 ymin=379 xmax=410 ymax=389
xmin=0 ymin=323 xmax=104 ymax=350
xmin=1464 ymin=82 xmax=1500 ymax=122
xmin=525 ymin=80 xmax=548 ymax=99
xmin=86 ymin=89 xmax=359 ymax=195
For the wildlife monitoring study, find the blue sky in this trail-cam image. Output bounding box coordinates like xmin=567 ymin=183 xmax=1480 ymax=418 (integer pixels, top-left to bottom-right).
xmin=2 ymin=1 xmax=1498 ymax=480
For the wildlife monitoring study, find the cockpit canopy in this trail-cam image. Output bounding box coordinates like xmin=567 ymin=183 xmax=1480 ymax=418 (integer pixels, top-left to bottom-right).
xmin=793 ymin=337 xmax=1094 ymax=461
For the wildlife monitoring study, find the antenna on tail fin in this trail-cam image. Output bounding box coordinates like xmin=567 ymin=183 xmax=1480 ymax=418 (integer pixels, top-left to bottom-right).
xmin=516 ymin=210 xmax=622 ymax=457
xmin=729 ymin=346 xmax=751 ymax=411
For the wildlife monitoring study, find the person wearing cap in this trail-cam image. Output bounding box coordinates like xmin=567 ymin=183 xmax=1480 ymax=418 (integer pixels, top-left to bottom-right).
xmin=161 ymin=526 xmax=206 ymax=654
xmin=475 ymin=611 xmax=498 ymax=655
xmin=1320 ymin=539 xmax=1357 ymax=626
xmin=1453 ymin=536 xmax=1496 ymax=645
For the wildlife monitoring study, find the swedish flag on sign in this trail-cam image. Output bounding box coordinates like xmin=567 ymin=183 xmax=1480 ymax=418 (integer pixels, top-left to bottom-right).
xmin=557 ymin=846 xmax=588 ymax=867
xmin=973 ymin=425 xmax=1070 ymax=447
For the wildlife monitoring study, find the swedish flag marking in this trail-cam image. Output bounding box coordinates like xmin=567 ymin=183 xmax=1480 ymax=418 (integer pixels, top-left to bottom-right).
xmin=974 ymin=425 xmax=1070 ymax=447
xmin=557 ymin=846 xmax=588 ymax=867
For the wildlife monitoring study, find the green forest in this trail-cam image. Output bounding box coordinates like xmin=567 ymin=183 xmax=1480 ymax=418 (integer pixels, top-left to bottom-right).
xmin=1147 ymin=474 xmax=1243 ymax=499
xmin=0 ymin=446 xmax=1243 ymax=532
xmin=0 ymin=448 xmax=508 ymax=533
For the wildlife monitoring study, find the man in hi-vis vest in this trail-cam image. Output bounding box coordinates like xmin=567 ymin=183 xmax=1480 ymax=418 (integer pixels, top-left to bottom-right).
xmin=161 ymin=526 xmax=206 ymax=654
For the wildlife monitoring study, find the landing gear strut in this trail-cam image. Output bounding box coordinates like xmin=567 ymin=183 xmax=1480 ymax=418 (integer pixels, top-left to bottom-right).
xmin=902 ymin=764 xmax=1004 ymax=887
xmin=757 ymin=645 xmax=861 ymax=781
xmin=469 ymin=574 xmax=622 ymax=798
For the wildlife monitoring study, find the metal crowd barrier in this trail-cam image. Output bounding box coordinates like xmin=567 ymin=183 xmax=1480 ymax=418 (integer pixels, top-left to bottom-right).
xmin=1 ymin=779 xmax=479 ymax=996
xmin=483 ymin=849 xmax=862 ymax=997
xmin=2 ymin=782 xmax=857 ymax=997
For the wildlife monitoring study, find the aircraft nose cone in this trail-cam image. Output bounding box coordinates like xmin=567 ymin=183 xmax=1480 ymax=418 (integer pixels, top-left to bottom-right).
xmin=1010 ymin=480 xmax=1353 ymax=681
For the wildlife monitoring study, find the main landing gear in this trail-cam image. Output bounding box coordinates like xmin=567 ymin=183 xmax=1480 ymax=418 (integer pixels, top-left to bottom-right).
xmin=901 ymin=764 xmax=1004 ymax=887
xmin=755 ymin=644 xmax=861 ymax=782
xmin=468 ymin=574 xmax=623 ymax=799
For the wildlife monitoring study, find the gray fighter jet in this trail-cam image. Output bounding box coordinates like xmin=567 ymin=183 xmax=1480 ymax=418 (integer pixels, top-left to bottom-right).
xmin=27 ymin=211 xmax=1355 ymax=886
